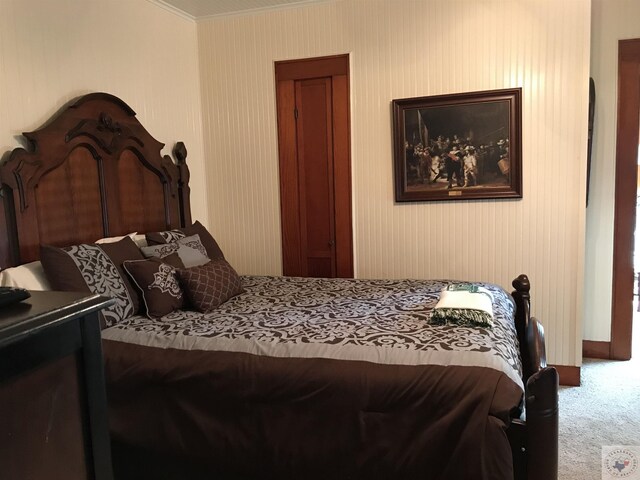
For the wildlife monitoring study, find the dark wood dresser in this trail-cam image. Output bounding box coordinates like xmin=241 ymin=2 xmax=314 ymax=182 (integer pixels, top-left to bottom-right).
xmin=0 ymin=291 xmax=114 ymax=480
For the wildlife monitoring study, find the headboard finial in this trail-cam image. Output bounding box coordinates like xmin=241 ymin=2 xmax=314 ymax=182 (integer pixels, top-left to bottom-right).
xmin=173 ymin=141 xmax=191 ymax=227
xmin=512 ymin=274 xmax=530 ymax=293
xmin=174 ymin=142 xmax=187 ymax=164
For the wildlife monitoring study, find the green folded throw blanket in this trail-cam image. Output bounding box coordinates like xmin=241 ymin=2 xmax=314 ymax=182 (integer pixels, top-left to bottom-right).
xmin=430 ymin=284 xmax=494 ymax=327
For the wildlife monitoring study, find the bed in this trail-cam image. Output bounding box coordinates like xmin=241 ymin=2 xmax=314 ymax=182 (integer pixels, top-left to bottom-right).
xmin=0 ymin=93 xmax=558 ymax=480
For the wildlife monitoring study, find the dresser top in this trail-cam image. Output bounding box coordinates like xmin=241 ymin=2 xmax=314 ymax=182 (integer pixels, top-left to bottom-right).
xmin=0 ymin=291 xmax=113 ymax=347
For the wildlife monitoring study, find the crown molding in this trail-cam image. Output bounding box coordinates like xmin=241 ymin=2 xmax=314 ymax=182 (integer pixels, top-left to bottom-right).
xmin=196 ymin=0 xmax=336 ymax=21
xmin=147 ymin=0 xmax=338 ymax=23
xmin=146 ymin=0 xmax=196 ymax=22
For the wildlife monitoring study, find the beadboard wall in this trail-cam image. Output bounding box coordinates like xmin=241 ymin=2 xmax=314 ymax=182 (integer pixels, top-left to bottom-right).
xmin=197 ymin=0 xmax=590 ymax=366
xmin=584 ymin=0 xmax=640 ymax=342
xmin=0 ymin=0 xmax=208 ymax=227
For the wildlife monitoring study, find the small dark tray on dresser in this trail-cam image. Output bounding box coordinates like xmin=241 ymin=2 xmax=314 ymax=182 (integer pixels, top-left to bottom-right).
xmin=0 ymin=291 xmax=115 ymax=480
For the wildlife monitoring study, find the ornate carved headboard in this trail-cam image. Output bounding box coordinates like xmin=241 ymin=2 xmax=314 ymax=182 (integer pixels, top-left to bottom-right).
xmin=0 ymin=93 xmax=191 ymax=269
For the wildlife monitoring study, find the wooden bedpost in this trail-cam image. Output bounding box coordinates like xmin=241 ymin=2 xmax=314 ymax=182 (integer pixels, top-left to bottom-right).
xmin=510 ymin=274 xmax=559 ymax=480
xmin=512 ymin=275 xmax=549 ymax=380
xmin=512 ymin=274 xmax=531 ymax=348
xmin=525 ymin=367 xmax=559 ymax=480
xmin=174 ymin=142 xmax=192 ymax=227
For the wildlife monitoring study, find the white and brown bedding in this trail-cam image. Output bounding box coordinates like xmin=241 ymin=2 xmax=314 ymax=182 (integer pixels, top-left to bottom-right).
xmin=102 ymin=275 xmax=524 ymax=479
xmin=26 ymin=226 xmax=525 ymax=478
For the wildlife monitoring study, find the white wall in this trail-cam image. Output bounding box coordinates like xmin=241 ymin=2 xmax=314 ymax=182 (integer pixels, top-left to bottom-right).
xmin=197 ymin=0 xmax=590 ymax=367
xmin=0 ymin=0 xmax=208 ymax=226
xmin=584 ymin=0 xmax=640 ymax=341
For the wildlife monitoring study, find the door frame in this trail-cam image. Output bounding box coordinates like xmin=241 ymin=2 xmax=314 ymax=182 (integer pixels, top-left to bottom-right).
xmin=274 ymin=54 xmax=353 ymax=278
xmin=611 ymin=39 xmax=640 ymax=360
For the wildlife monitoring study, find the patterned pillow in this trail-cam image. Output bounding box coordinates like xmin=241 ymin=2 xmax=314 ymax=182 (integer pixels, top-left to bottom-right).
xmin=123 ymin=253 xmax=185 ymax=319
xmin=40 ymin=236 xmax=144 ymax=327
xmin=176 ymin=258 xmax=244 ymax=312
xmin=141 ymin=234 xmax=210 ymax=268
xmin=145 ymin=221 xmax=224 ymax=260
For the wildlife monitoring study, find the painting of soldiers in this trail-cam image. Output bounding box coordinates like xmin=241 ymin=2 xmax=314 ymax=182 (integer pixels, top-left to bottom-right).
xmin=393 ymin=88 xmax=522 ymax=202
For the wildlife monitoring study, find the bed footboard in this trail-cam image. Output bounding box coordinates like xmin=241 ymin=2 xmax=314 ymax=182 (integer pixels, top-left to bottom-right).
xmin=525 ymin=366 xmax=559 ymax=480
xmin=510 ymin=275 xmax=559 ymax=480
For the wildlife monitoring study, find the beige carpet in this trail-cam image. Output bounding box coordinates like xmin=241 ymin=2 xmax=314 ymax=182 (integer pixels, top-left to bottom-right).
xmin=558 ymin=324 xmax=640 ymax=479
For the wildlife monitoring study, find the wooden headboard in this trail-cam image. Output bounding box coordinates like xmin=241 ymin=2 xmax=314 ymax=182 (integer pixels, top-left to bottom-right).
xmin=0 ymin=93 xmax=191 ymax=269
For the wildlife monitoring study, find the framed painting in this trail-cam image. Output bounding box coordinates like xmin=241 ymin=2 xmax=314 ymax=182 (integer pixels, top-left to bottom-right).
xmin=392 ymin=88 xmax=522 ymax=202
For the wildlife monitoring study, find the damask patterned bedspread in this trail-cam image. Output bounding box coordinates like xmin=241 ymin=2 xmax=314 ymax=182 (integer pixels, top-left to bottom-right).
xmin=103 ymin=275 xmax=522 ymax=387
xmin=102 ymin=276 xmax=525 ymax=480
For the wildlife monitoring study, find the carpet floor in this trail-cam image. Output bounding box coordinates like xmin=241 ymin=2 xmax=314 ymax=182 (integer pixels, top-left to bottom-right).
xmin=558 ymin=325 xmax=640 ymax=479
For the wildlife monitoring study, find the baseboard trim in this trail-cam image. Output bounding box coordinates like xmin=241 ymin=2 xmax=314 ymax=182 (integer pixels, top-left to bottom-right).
xmin=583 ymin=340 xmax=611 ymax=359
xmin=550 ymin=364 xmax=581 ymax=386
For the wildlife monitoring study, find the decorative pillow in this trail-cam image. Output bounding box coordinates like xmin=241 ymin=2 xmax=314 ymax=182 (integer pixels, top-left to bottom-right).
xmin=141 ymin=234 xmax=210 ymax=268
xmin=40 ymin=236 xmax=144 ymax=327
xmin=176 ymin=258 xmax=244 ymax=312
xmin=146 ymin=221 xmax=224 ymax=260
xmin=0 ymin=261 xmax=52 ymax=290
xmin=123 ymin=253 xmax=185 ymax=319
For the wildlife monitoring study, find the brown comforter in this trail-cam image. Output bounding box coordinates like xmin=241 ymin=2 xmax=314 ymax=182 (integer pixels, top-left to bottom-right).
xmin=102 ymin=276 xmax=524 ymax=480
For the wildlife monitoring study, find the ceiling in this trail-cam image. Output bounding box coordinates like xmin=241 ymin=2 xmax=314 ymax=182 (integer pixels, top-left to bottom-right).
xmin=157 ymin=0 xmax=329 ymax=19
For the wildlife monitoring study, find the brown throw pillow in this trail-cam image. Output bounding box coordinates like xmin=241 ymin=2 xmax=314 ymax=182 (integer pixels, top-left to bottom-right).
xmin=145 ymin=221 xmax=224 ymax=260
xmin=176 ymin=258 xmax=244 ymax=312
xmin=123 ymin=253 xmax=185 ymax=319
xmin=40 ymin=236 xmax=144 ymax=327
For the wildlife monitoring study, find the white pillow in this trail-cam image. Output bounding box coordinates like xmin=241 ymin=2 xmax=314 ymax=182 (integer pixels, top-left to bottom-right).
xmin=0 ymin=261 xmax=52 ymax=290
xmin=96 ymin=232 xmax=147 ymax=248
xmin=132 ymin=234 xmax=148 ymax=248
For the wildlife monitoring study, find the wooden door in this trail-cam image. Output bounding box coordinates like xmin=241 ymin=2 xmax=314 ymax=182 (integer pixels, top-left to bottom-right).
xmin=611 ymin=38 xmax=640 ymax=360
xmin=275 ymin=55 xmax=353 ymax=278
xmin=295 ymin=77 xmax=336 ymax=277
